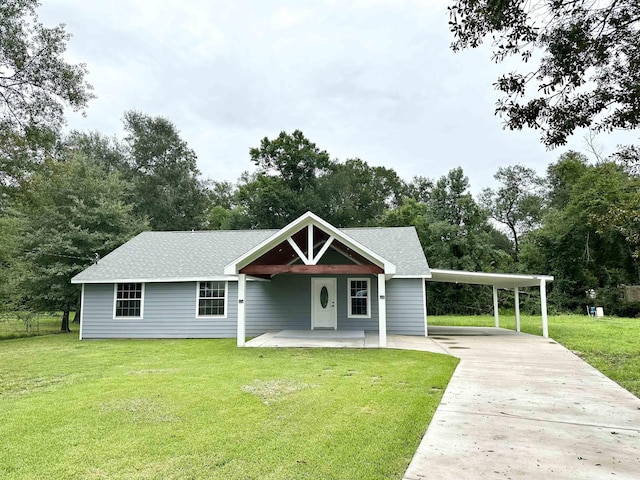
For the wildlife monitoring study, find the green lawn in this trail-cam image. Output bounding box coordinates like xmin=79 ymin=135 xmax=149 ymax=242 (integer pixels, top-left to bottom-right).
xmin=0 ymin=334 xmax=458 ymax=480
xmin=428 ymin=314 xmax=640 ymax=397
xmin=3 ymin=314 xmax=637 ymax=478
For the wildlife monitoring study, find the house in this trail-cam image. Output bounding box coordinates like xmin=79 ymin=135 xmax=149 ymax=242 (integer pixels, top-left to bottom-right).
xmin=71 ymin=212 xmax=554 ymax=346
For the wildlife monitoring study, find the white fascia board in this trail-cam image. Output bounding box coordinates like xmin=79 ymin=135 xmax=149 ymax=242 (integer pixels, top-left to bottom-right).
xmin=224 ymin=211 xmax=396 ymax=275
xmin=429 ymin=269 xmax=554 ymax=287
xmin=71 ymin=275 xmax=269 ymax=285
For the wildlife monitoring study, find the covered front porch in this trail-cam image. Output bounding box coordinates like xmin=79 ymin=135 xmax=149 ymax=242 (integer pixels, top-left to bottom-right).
xmin=224 ymin=213 xmax=398 ymax=348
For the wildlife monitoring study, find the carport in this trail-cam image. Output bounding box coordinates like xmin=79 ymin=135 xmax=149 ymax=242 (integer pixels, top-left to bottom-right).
xmin=427 ymin=269 xmax=554 ymax=338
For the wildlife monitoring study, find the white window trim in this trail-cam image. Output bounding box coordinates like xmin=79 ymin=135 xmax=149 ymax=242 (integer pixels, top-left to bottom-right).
xmin=195 ymin=281 xmax=228 ymax=318
xmin=347 ymin=277 xmax=371 ymax=319
xmin=113 ymin=282 xmax=145 ymax=319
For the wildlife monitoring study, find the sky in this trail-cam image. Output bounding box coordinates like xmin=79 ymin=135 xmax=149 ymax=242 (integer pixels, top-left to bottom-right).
xmin=39 ymin=0 xmax=638 ymax=193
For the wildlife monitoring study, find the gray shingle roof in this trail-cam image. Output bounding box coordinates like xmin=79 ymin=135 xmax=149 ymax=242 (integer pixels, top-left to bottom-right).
xmin=345 ymin=227 xmax=428 ymax=276
xmin=71 ymin=226 xmax=429 ymax=283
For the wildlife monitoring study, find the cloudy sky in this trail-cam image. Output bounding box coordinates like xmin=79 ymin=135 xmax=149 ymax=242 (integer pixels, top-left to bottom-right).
xmin=39 ymin=0 xmax=637 ymax=192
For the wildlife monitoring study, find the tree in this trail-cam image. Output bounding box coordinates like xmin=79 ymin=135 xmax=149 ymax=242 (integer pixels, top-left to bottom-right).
xmin=250 ymin=130 xmax=332 ymax=192
xmin=235 ymin=131 xmax=335 ymax=228
xmin=425 ymin=168 xmax=510 ymax=272
xmin=596 ymin=156 xmax=640 ymax=258
xmin=520 ymin=159 xmax=639 ymax=313
xmin=234 ymin=173 xmax=303 ymax=229
xmin=0 ymin=128 xmax=58 ymax=189
xmin=206 ymin=180 xmax=238 ymax=230
xmin=430 ymin=167 xmax=485 ymax=234
xmin=0 ymin=213 xmax=22 ymax=312
xmin=449 ymin=1 xmax=640 ymax=147
xmin=122 ymin=111 xmax=208 ymax=231
xmin=480 ymin=165 xmax=544 ymax=259
xmin=545 ymin=151 xmax=589 ymax=210
xmin=0 ymin=0 xmax=92 ymax=146
xmin=405 ymin=175 xmax=433 ymax=204
xmin=319 ymin=159 xmax=405 ymax=227
xmin=64 ymin=130 xmax=128 ymax=173
xmin=16 ymin=154 xmax=143 ymax=331
xmin=380 ymin=170 xmax=514 ymax=315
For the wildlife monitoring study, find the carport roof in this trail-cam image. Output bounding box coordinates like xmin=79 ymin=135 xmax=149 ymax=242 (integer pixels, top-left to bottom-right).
xmin=429 ymin=269 xmax=554 ymax=288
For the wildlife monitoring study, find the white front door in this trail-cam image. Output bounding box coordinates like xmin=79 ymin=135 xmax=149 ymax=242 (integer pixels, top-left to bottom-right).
xmin=311 ymin=278 xmax=337 ymax=330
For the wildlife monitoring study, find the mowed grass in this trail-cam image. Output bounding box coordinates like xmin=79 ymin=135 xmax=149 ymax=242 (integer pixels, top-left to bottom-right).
xmin=428 ymin=314 xmax=640 ymax=397
xmin=0 ymin=334 xmax=458 ymax=480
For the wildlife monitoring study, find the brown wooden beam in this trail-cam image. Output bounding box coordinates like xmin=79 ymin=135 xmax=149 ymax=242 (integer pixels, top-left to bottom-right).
xmin=240 ymin=264 xmax=383 ymax=275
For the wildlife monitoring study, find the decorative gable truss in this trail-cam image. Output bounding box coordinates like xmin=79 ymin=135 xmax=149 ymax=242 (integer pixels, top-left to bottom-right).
xmin=287 ymin=224 xmax=333 ymax=265
xmin=224 ymin=212 xmax=395 ymax=278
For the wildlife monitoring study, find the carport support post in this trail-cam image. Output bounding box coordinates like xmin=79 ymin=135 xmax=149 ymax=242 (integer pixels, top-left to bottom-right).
xmin=514 ymin=287 xmax=521 ymax=333
xmin=378 ymin=274 xmax=387 ymax=348
xmin=540 ymin=279 xmax=549 ymax=338
xmin=492 ymin=285 xmax=499 ymax=328
xmin=237 ymin=274 xmax=246 ymax=347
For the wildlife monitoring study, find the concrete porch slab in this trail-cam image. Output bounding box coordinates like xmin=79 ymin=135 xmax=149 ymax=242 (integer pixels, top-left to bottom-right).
xmin=245 ymin=330 xmax=366 ymax=348
xmin=245 ymin=331 xmax=451 ymax=353
xmin=273 ymin=329 xmax=364 ymax=339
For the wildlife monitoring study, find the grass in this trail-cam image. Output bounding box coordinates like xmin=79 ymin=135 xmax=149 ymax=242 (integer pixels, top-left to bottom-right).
xmin=0 ymin=312 xmax=67 ymax=340
xmin=0 ymin=334 xmax=458 ymax=480
xmin=428 ymin=314 xmax=640 ymax=397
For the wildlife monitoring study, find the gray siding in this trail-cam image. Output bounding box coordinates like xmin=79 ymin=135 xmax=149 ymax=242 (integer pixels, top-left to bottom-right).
xmin=82 ymin=284 xmax=113 ymax=338
xmin=81 ymin=276 xmax=425 ymax=339
xmin=336 ymin=275 xmax=379 ymax=331
xmin=386 ymin=278 xmax=426 ymax=335
xmin=245 ymin=276 xmax=311 ymax=335
xmin=316 ymin=249 xmax=358 ymax=265
xmin=82 ymin=282 xmax=238 ymax=339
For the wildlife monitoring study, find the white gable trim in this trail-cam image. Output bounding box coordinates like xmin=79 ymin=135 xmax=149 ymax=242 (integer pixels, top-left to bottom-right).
xmin=224 ymin=212 xmax=396 ymax=275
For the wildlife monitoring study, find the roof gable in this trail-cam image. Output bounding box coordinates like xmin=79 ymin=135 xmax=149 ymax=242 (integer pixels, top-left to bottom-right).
xmin=223 ymin=212 xmax=396 ymax=276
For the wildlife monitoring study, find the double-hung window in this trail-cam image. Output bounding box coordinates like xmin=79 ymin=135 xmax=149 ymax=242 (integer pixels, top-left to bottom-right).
xmin=114 ymin=283 xmax=143 ymax=318
xmin=197 ymin=281 xmax=226 ymax=317
xmin=348 ymin=278 xmax=370 ymax=318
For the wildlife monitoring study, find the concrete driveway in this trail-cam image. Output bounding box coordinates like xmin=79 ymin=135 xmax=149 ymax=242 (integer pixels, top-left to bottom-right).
xmin=402 ymin=326 xmax=640 ymax=479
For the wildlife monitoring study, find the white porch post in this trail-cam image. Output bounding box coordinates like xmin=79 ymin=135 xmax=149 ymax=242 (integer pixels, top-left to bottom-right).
xmin=540 ymin=278 xmax=549 ymax=338
xmin=378 ymin=274 xmax=387 ymax=348
xmin=423 ymin=280 xmax=428 ymax=337
xmin=492 ymin=285 xmax=499 ymax=328
xmin=237 ymin=274 xmax=246 ymax=347
xmin=514 ymin=287 xmax=521 ymax=333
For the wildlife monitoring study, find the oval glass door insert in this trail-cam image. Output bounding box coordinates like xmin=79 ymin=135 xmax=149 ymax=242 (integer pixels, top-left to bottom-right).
xmin=320 ymin=286 xmax=329 ymax=308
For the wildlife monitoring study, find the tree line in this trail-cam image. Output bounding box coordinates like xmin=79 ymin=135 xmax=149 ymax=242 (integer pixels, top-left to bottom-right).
xmin=1 ymin=124 xmax=639 ymax=325
xmin=1 ymin=0 xmax=638 ymax=330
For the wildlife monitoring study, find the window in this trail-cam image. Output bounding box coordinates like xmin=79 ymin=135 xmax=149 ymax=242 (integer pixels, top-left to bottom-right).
xmin=197 ymin=281 xmax=226 ymax=317
xmin=348 ymin=278 xmax=370 ymax=318
xmin=114 ymin=283 xmax=143 ymax=318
